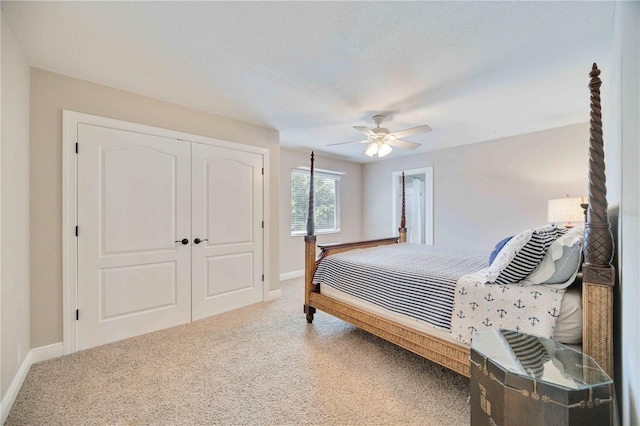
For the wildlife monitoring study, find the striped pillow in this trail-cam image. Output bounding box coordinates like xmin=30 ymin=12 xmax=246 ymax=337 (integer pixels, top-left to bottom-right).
xmin=487 ymin=225 xmax=565 ymax=284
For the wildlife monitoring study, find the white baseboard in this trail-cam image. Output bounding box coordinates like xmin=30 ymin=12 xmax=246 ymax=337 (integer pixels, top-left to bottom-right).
xmin=280 ymin=270 xmax=304 ymax=281
xmin=1 ymin=351 xmax=32 ymax=424
xmin=266 ymin=289 xmax=282 ymax=301
xmin=0 ymin=342 xmax=64 ymax=423
xmin=31 ymin=342 xmax=65 ymax=364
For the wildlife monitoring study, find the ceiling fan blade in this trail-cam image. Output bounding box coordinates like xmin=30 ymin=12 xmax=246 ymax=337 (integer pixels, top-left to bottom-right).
xmin=327 ymin=139 xmax=369 ymax=146
xmin=387 ymin=139 xmax=421 ymax=150
xmin=390 ymin=125 xmax=432 ymax=139
xmin=353 ymin=126 xmax=377 ymax=137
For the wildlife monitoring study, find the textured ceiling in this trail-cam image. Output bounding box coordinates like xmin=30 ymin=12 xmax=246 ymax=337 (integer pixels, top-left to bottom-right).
xmin=2 ymin=1 xmax=614 ymax=163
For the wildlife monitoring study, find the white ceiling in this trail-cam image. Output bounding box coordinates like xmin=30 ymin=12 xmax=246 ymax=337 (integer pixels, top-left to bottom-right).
xmin=2 ymin=1 xmax=614 ymax=163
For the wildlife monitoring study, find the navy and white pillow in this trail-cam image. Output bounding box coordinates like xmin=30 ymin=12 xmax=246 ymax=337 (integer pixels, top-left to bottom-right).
xmin=522 ymin=228 xmax=584 ymax=288
xmin=487 ymin=225 xmax=566 ymax=285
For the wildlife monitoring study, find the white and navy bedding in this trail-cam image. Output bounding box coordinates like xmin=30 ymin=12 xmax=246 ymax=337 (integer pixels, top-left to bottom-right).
xmin=313 ymin=225 xmax=583 ymax=346
xmin=313 ymin=244 xmax=488 ymax=330
xmin=450 ymin=268 xmax=565 ymax=345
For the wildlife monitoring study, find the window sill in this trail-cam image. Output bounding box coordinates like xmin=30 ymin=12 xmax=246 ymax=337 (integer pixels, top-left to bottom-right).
xmin=291 ymin=229 xmax=341 ymax=237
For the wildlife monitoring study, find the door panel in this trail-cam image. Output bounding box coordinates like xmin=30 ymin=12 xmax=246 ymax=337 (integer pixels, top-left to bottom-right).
xmin=206 ymin=253 xmax=254 ymax=297
xmin=77 ymin=124 xmax=191 ymax=350
xmin=102 ymin=147 xmax=177 ymax=254
xmin=192 ymin=143 xmax=263 ymax=321
xmin=206 ymin=160 xmax=254 ymax=245
xmin=100 ymin=261 xmax=177 ymax=319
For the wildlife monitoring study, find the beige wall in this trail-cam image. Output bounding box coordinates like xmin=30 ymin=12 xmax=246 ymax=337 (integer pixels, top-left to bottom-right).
xmin=1 ymin=13 xmax=31 ymax=399
xmin=608 ymin=3 xmax=640 ymax=424
xmin=30 ymin=68 xmax=280 ymax=348
xmin=279 ymin=148 xmax=363 ymax=275
xmin=363 ymin=123 xmax=589 ymax=251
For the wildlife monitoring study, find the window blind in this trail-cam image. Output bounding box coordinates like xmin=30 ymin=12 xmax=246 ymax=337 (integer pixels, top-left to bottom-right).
xmin=291 ymin=168 xmax=340 ymax=235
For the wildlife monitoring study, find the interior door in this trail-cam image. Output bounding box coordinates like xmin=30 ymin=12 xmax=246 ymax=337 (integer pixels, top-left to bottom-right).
xmin=191 ymin=143 xmax=264 ymax=321
xmin=77 ymin=124 xmax=192 ymax=350
xmin=392 ymin=167 xmax=434 ymax=245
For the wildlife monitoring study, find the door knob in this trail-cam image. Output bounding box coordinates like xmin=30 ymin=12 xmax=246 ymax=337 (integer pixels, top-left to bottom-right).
xmin=175 ymin=238 xmax=189 ymax=245
xmin=194 ymin=238 xmax=208 ymax=245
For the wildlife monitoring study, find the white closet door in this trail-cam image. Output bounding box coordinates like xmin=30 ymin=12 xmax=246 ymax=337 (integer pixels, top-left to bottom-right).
xmin=77 ymin=124 xmax=192 ymax=350
xmin=191 ymin=143 xmax=264 ymax=321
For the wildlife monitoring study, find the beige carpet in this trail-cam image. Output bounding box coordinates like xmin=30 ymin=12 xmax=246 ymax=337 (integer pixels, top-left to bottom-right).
xmin=6 ymin=278 xmax=470 ymax=425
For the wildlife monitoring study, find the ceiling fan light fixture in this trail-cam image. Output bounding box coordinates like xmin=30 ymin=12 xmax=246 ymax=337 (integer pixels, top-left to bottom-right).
xmin=329 ymin=114 xmax=431 ymax=157
xmin=364 ymin=142 xmax=379 ymax=157
xmin=378 ymin=143 xmax=392 ymax=157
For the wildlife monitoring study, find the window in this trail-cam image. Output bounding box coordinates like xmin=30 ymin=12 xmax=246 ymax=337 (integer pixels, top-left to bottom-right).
xmin=291 ymin=167 xmax=341 ymax=235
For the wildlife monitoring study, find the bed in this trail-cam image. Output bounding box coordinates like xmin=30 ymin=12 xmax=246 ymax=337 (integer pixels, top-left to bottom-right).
xmin=303 ymin=63 xmax=615 ymax=378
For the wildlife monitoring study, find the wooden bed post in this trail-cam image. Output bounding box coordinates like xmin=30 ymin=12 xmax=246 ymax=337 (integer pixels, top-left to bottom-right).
xmin=582 ymin=63 xmax=615 ymax=377
xmin=304 ymin=152 xmax=317 ymax=323
xmin=398 ymin=171 xmax=407 ymax=243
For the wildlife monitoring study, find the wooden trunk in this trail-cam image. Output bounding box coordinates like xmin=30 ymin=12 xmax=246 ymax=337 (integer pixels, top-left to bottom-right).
xmin=470 ymin=336 xmax=615 ymax=426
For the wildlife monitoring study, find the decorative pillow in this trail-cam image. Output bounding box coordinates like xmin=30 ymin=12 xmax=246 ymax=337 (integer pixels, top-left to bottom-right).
xmin=486 ymin=229 xmax=534 ymax=282
xmin=522 ymin=228 xmax=583 ymax=288
xmin=547 ymin=245 xmax=582 ymax=284
xmin=488 ymin=225 xmax=565 ymax=285
xmin=489 ymin=236 xmax=513 ymax=265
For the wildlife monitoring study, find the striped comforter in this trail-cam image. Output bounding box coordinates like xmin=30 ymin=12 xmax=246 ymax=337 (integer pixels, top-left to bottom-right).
xmin=313 ymin=243 xmax=488 ymax=330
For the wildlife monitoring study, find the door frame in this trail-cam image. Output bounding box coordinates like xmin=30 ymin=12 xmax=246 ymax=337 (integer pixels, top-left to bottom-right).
xmin=62 ymin=111 xmax=270 ymax=355
xmin=391 ymin=167 xmax=434 ymax=245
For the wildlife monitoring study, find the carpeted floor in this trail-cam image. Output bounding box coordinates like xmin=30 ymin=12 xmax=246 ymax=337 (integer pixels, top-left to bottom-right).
xmin=6 ymin=278 xmax=470 ymax=425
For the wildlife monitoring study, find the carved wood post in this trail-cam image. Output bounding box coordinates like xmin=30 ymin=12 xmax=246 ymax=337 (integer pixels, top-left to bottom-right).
xmin=304 ymin=152 xmax=317 ymax=323
xmin=582 ymin=64 xmax=615 ymax=377
xmin=584 ymin=64 xmax=614 ymax=270
xmin=399 ymin=171 xmax=407 ymax=243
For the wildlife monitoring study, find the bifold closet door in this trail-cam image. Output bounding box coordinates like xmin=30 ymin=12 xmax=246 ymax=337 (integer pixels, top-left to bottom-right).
xmin=77 ymin=124 xmax=192 ymax=351
xmin=191 ymin=143 xmax=264 ymax=321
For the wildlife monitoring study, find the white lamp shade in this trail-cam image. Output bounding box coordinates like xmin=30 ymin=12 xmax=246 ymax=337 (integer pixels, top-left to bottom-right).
xmin=548 ymin=196 xmax=585 ymax=224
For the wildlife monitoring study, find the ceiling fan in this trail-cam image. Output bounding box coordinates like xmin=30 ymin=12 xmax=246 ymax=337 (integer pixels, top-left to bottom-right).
xmin=328 ymin=114 xmax=432 ymax=158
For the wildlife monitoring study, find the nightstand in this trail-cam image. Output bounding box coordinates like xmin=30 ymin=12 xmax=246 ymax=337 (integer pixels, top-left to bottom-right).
xmin=470 ymin=329 xmax=616 ymax=426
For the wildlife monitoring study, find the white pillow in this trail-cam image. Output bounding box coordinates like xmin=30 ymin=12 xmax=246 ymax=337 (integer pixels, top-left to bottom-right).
xmin=522 ymin=228 xmax=583 ymax=288
xmin=552 ymin=286 xmax=583 ymax=344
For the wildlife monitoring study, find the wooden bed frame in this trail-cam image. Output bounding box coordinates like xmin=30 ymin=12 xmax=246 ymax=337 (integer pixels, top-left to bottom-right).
xmin=303 ymin=64 xmax=615 ymax=378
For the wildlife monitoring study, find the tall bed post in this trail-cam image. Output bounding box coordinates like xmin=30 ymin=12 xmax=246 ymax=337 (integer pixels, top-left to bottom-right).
xmin=582 ymin=63 xmax=615 ymax=377
xmin=304 ymin=152 xmax=317 ymax=323
xmin=398 ymin=171 xmax=407 ymax=243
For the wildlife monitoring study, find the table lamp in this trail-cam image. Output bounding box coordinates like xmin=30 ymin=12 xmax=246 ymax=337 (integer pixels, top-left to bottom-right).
xmin=548 ymin=195 xmax=586 ymax=228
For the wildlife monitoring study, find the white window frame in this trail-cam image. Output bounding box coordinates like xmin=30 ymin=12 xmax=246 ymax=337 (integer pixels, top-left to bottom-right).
xmin=290 ymin=167 xmax=343 ymax=236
